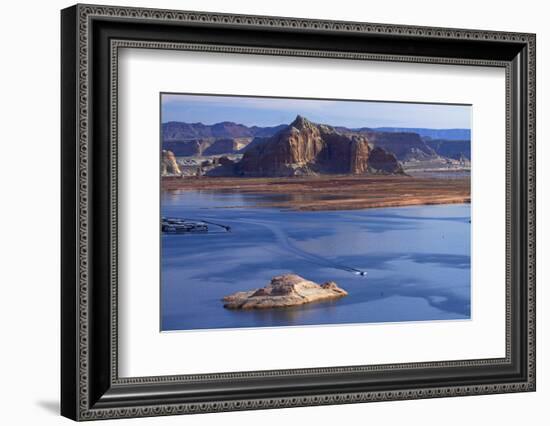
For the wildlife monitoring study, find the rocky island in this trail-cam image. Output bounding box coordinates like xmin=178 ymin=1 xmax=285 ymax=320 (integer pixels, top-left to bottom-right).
xmin=222 ymin=274 xmax=348 ymax=309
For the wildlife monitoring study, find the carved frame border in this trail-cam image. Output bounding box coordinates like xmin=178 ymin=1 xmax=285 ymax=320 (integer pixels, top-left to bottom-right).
xmin=63 ymin=3 xmax=535 ymax=421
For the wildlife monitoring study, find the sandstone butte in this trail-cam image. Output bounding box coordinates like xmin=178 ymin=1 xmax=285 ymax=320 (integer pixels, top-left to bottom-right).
xmin=237 ymin=115 xmax=403 ymax=177
xmin=222 ymin=273 xmax=348 ymax=310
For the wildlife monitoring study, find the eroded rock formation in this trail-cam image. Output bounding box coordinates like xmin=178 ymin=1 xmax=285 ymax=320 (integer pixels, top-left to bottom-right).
xmin=222 ymin=273 xmax=348 ymax=309
xmin=237 ymin=115 xmax=402 ymax=176
xmin=367 ymin=146 xmax=404 ymax=174
xmin=161 ymin=150 xmax=181 ymax=175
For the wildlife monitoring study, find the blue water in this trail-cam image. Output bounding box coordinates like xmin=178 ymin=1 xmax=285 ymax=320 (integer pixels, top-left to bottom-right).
xmin=161 ymin=190 xmax=471 ymax=331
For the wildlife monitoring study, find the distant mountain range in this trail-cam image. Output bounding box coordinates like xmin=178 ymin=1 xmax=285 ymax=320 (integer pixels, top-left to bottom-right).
xmin=424 ymin=139 xmax=471 ymax=161
xmin=162 ymin=121 xmax=287 ymax=157
xmin=163 ymin=121 xmax=285 ymax=140
xmin=161 ymin=118 xmax=470 ymax=177
xmin=371 ymin=127 xmax=471 ymax=141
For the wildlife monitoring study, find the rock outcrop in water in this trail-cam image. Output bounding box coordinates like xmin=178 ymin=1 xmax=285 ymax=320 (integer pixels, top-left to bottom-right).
xmin=222 ymin=273 xmax=348 ymax=309
xmin=236 ymin=115 xmax=403 ymax=177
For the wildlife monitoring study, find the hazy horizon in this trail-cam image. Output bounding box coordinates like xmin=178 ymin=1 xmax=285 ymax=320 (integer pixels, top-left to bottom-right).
xmin=161 ymin=93 xmax=471 ymax=130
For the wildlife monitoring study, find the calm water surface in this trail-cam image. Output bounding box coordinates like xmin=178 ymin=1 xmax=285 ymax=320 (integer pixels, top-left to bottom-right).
xmin=161 ymin=190 xmax=471 ymax=331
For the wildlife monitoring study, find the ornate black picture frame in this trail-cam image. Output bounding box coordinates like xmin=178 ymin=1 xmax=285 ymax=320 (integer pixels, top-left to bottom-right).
xmin=61 ymin=3 xmax=536 ymax=421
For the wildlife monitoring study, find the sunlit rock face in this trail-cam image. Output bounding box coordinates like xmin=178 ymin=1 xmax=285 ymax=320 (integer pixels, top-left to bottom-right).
xmin=222 ymin=273 xmax=348 ymax=309
xmin=161 ymin=150 xmax=181 ymax=176
xmin=237 ymin=115 xmax=402 ymax=177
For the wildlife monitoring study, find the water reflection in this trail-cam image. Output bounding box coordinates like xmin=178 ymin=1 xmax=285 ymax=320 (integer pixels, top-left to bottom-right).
xmin=161 ymin=190 xmax=471 ymax=331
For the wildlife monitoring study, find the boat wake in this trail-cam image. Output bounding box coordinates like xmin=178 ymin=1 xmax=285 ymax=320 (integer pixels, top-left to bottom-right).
xmin=207 ymin=217 xmax=367 ymax=277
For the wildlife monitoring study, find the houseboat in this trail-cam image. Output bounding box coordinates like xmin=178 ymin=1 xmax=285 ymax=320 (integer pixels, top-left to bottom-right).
xmin=161 ymin=217 xmax=209 ymax=234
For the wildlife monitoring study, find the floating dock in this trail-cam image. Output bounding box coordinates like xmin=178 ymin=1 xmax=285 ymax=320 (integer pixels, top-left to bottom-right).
xmin=161 ymin=217 xmax=231 ymax=234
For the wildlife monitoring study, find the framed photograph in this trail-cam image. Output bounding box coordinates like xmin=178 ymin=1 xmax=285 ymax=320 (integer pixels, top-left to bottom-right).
xmin=61 ymin=4 xmax=536 ymax=421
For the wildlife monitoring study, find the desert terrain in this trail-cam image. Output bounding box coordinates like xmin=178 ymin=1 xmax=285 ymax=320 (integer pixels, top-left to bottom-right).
xmin=161 ymin=175 xmax=470 ymax=211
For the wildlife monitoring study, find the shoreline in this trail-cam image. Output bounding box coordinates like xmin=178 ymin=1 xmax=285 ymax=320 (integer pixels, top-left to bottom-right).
xmin=161 ymin=175 xmax=470 ymax=211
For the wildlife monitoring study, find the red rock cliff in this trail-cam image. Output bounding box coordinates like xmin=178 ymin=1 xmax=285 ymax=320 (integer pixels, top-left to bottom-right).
xmin=237 ymin=115 xmax=401 ymax=176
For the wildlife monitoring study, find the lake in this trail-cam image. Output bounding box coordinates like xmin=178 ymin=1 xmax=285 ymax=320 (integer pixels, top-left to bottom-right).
xmin=161 ymin=190 xmax=471 ymax=331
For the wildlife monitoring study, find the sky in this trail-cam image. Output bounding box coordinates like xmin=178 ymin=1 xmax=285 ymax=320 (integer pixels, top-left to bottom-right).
xmin=161 ymin=93 xmax=471 ymax=129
